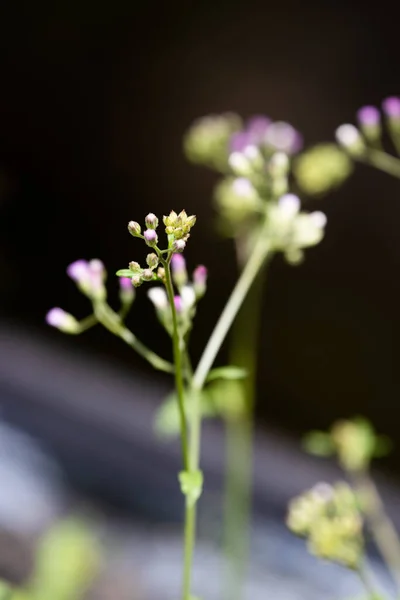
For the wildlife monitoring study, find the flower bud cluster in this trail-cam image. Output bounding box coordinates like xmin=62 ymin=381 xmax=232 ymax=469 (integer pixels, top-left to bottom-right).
xmin=148 ymin=255 xmax=208 ymax=336
xmin=163 ymin=210 xmax=196 ymax=252
xmin=335 ymin=96 xmax=400 ymax=158
xmin=287 ymin=482 xmax=364 ymax=569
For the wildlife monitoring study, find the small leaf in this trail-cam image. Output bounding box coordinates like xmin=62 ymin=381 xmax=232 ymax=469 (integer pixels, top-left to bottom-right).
xmin=206 ymin=366 xmax=248 ymax=383
xmin=154 ymin=389 xmax=217 ymax=438
xmin=116 ymin=269 xmax=134 ymax=278
xmin=179 ymin=470 xmax=203 ymax=504
xmin=207 ymin=379 xmax=246 ymax=420
xmin=302 ymin=431 xmax=334 ymax=457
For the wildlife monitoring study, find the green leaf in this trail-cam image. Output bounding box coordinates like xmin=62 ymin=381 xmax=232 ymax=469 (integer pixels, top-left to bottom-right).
xmin=154 ymin=389 xmax=217 ymax=438
xmin=179 ymin=470 xmax=203 ymax=504
xmin=206 ymin=379 xmax=246 ymax=420
xmin=115 ymin=269 xmax=134 ymax=278
xmin=206 ymin=366 xmax=248 ymax=383
xmin=302 ymin=431 xmax=334 ymax=457
xmin=31 ymin=519 xmax=100 ymax=600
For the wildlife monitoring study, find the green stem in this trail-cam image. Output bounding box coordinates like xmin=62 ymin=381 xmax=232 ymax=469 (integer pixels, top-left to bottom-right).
xmin=182 ymin=497 xmax=197 ymax=600
xmin=160 ymin=259 xmax=189 ymax=470
xmin=192 ymin=232 xmax=272 ymax=391
xmin=353 ymin=472 xmax=400 ymax=593
xmin=93 ymin=302 xmax=174 ymax=374
xmin=223 ymin=252 xmax=268 ymax=600
xmin=363 ymin=149 xmax=400 ymax=179
xmin=77 ymin=314 xmax=98 ymax=333
xmin=357 ymin=563 xmax=379 ymax=599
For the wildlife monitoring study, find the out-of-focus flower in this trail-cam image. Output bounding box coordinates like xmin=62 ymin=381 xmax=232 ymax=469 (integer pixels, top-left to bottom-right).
xmin=119 ymin=277 xmax=135 ymax=306
xmin=303 ymin=417 xmax=393 ymax=473
xmin=214 ymin=177 xmax=264 ymax=231
xmin=148 ymin=287 xmax=168 ymax=311
xmin=67 ymin=259 xmax=106 ymax=300
xmin=230 ymin=115 xmax=271 ymax=153
xmin=266 ymin=194 xmax=327 ymax=264
xmin=46 ymin=308 xmax=80 ymax=334
xmin=193 ymin=265 xmax=207 ymax=299
xmin=184 ymin=113 xmax=242 ymax=171
xmin=294 ymin=143 xmax=353 ymax=196
xmin=171 ymin=253 xmax=188 ymax=288
xmin=287 ymin=482 xmax=364 ymax=569
xmin=335 ymin=124 xmax=365 ymax=156
xmin=357 ymin=106 xmax=380 ymax=127
xmin=263 ymin=121 xmax=303 ymax=155
xmin=382 ymin=96 xmax=400 ymax=120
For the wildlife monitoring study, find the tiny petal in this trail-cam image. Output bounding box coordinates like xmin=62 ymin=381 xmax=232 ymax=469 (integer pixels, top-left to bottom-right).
xmin=382 ymin=96 xmax=400 ymax=119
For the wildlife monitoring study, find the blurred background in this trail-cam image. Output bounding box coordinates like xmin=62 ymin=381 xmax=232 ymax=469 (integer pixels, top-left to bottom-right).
xmin=0 ymin=0 xmax=399 ymax=598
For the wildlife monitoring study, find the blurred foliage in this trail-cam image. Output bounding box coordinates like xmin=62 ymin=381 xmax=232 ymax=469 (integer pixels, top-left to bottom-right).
xmin=303 ymin=416 xmax=393 ymax=472
xmin=0 ymin=518 xmax=100 ymax=600
xmin=294 ymin=143 xmax=353 ymax=197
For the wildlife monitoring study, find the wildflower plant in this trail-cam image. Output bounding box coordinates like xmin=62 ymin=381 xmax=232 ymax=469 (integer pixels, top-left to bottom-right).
xmin=45 ymin=106 xmax=328 ymax=600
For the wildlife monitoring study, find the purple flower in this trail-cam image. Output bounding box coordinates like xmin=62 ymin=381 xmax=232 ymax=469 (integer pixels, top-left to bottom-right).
xmin=357 ymin=105 xmax=380 ymax=126
xmin=46 ymin=307 xmax=79 ymax=333
xmin=171 ymin=253 xmax=186 ymax=272
xmin=382 ymin=96 xmax=400 ymax=119
xmin=246 ymin=115 xmax=271 ymax=144
xmin=119 ymin=277 xmax=132 ymax=290
xmin=229 ymin=115 xmax=270 ymax=154
xmin=193 ymin=265 xmax=207 ymax=298
xmin=229 ymin=131 xmax=252 ymax=154
xmin=66 ymin=258 xmax=106 ymax=298
xmin=67 ymin=259 xmax=90 ymax=283
xmin=171 ymin=253 xmax=188 ymax=287
xmin=144 ymin=229 xmax=158 ymax=247
xmin=174 ymin=295 xmax=183 ymax=312
xmin=264 ymin=121 xmax=303 ymax=155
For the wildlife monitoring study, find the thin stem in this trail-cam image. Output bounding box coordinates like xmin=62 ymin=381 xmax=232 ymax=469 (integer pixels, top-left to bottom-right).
xmin=162 ymin=257 xmax=189 ymax=470
xmin=192 ymin=232 xmax=271 ymax=391
xmin=93 ymin=302 xmax=174 ymax=374
xmin=182 ymin=497 xmax=197 ymax=600
xmin=353 ymin=472 xmax=400 ymax=593
xmin=357 ymin=563 xmax=379 ymax=599
xmin=363 ymin=149 xmax=400 ymax=179
xmin=77 ymin=313 xmax=98 ymax=333
xmin=222 ymin=253 xmax=268 ymax=600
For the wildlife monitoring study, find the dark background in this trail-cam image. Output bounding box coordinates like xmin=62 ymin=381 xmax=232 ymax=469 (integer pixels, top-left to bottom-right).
xmin=1 ymin=1 xmax=400 ymax=466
